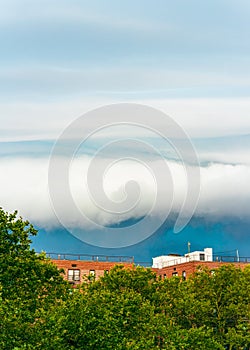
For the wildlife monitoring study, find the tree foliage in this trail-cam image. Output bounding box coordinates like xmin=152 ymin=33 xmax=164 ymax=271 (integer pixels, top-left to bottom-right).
xmin=0 ymin=208 xmax=249 ymax=349
xmin=0 ymin=208 xmax=68 ymax=349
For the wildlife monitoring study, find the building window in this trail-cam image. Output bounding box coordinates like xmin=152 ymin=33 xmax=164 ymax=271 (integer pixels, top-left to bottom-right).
xmin=88 ymin=269 xmax=96 ymax=281
xmin=68 ymin=269 xmax=80 ymax=281
xmin=199 ymin=253 xmax=205 ymax=261
xmin=172 ymin=272 xmax=178 ymax=277
xmin=163 ymin=274 xmax=167 ymax=279
xmin=182 ymin=271 xmax=186 ymax=280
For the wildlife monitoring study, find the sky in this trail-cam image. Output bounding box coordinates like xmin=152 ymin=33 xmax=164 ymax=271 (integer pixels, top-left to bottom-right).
xmin=1 ymin=0 xmax=250 ymax=261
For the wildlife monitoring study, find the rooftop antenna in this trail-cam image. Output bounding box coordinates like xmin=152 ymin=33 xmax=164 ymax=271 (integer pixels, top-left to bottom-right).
xmin=187 ymin=241 xmax=191 ymax=254
xmin=236 ymin=249 xmax=239 ymax=262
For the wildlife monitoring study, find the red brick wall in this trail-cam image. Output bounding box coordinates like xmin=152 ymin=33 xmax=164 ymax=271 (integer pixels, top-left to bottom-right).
xmin=154 ymin=261 xmax=249 ymax=279
xmin=52 ymin=259 xmax=133 ymax=284
xmin=152 ymin=261 xmax=197 ymax=279
xmin=52 ymin=259 xmax=249 ymax=284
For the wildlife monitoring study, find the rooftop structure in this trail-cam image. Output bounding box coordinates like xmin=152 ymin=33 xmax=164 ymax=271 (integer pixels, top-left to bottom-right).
xmin=152 ymin=248 xmax=250 ymax=280
xmin=152 ymin=248 xmax=213 ymax=269
xmin=42 ymin=248 xmax=250 ymax=284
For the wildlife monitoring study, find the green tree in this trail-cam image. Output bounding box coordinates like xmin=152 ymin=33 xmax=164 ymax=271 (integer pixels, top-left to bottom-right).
xmin=187 ymin=264 xmax=250 ymax=349
xmin=1 ymin=207 xmax=249 ymax=349
xmin=54 ymin=266 xmax=162 ymax=349
xmin=55 ymin=265 xmax=224 ymax=349
xmin=0 ymin=208 xmax=68 ymax=349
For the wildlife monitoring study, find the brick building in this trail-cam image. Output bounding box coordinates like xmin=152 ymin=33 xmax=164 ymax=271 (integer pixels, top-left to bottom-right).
xmin=152 ymin=248 xmax=250 ymax=280
xmin=49 ymin=253 xmax=134 ymax=285
xmin=49 ymin=248 xmax=250 ymax=284
xmin=153 ymin=260 xmax=250 ymax=280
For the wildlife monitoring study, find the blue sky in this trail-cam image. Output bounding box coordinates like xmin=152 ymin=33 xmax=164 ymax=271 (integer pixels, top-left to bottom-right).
xmin=1 ymin=0 xmax=250 ymax=260
xmin=1 ymin=0 xmax=250 ymax=102
xmin=1 ymin=0 xmax=250 ymax=141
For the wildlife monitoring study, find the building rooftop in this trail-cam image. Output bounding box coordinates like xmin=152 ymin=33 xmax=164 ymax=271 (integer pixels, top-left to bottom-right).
xmin=152 ymin=247 xmax=250 ymax=269
xmin=44 ymin=252 xmax=134 ymax=263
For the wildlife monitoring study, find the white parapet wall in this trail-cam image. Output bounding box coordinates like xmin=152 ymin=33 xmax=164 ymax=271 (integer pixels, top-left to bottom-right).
xmin=152 ymin=248 xmax=213 ymax=269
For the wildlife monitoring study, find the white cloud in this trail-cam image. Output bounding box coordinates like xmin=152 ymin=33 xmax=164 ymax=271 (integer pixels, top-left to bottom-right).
xmin=0 ymin=0 xmax=165 ymax=33
xmin=1 ymin=97 xmax=250 ymax=142
xmin=144 ymin=98 xmax=250 ymax=138
xmin=1 ymin=64 xmax=249 ymax=96
xmin=199 ymin=163 xmax=250 ymax=218
xmin=0 ymin=156 xmax=249 ymax=232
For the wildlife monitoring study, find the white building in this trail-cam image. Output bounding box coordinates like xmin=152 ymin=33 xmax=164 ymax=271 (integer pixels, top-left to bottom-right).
xmin=152 ymin=248 xmax=213 ymax=269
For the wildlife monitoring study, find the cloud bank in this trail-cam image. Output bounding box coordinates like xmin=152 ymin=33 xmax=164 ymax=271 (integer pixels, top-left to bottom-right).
xmin=0 ymin=155 xmax=249 ymax=232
